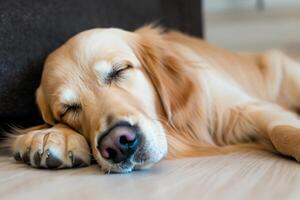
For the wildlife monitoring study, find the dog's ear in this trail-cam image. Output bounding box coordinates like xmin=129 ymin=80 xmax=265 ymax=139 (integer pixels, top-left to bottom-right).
xmin=36 ymin=86 xmax=55 ymax=125
xmin=134 ymin=26 xmax=198 ymax=123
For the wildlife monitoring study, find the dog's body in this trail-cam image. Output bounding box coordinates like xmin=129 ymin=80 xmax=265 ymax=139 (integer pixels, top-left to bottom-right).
xmin=6 ymin=26 xmax=300 ymax=173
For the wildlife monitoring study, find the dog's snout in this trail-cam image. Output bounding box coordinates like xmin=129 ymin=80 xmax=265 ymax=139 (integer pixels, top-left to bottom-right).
xmin=98 ymin=122 xmax=139 ymax=163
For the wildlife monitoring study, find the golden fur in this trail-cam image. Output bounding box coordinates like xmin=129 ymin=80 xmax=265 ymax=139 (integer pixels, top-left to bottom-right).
xmin=5 ymin=26 xmax=300 ymax=172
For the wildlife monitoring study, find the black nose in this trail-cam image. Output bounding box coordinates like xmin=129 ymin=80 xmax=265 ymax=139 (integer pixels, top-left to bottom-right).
xmin=98 ymin=121 xmax=139 ymax=163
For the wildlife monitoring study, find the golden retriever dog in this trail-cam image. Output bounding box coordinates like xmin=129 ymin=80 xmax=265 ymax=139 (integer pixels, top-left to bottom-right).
xmin=5 ymin=25 xmax=300 ymax=173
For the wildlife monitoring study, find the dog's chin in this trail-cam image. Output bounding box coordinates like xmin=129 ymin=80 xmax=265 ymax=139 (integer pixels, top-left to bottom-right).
xmin=98 ymin=148 xmax=162 ymax=173
xmin=105 ymin=161 xmax=135 ymax=174
xmin=99 ymin=160 xmax=146 ymax=174
xmin=102 ymin=160 xmax=156 ymax=174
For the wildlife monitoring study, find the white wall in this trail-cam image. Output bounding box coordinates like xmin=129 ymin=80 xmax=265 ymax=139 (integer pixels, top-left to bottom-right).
xmin=204 ymin=0 xmax=300 ymax=58
xmin=205 ymin=0 xmax=300 ymax=13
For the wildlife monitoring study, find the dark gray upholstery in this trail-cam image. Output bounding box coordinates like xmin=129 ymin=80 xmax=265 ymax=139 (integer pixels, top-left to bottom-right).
xmin=0 ymin=0 xmax=203 ymax=130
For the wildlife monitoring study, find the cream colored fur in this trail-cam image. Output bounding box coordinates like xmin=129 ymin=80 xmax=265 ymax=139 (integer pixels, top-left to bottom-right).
xmin=5 ymin=26 xmax=300 ymax=173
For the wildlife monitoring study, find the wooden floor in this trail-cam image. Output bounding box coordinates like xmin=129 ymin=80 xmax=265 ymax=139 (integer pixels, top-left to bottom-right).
xmin=2 ymin=150 xmax=300 ymax=200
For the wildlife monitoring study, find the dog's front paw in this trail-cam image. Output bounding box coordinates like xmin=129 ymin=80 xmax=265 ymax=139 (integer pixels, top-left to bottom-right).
xmin=12 ymin=125 xmax=91 ymax=169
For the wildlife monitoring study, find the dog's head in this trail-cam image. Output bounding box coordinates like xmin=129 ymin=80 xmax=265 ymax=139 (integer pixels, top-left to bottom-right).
xmin=36 ymin=26 xmax=196 ymax=173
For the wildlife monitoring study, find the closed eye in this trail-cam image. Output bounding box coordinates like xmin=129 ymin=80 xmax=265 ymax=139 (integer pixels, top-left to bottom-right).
xmin=105 ymin=64 xmax=132 ymax=84
xmin=61 ymin=103 xmax=81 ymax=118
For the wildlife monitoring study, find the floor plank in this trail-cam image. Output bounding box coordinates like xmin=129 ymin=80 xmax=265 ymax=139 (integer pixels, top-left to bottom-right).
xmin=1 ymin=150 xmax=300 ymax=200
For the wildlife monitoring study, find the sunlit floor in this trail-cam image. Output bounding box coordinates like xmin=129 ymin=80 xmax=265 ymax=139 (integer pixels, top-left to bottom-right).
xmin=2 ymin=150 xmax=300 ymax=200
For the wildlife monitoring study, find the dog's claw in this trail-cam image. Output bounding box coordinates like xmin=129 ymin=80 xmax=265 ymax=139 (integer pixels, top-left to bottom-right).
xmin=33 ymin=151 xmax=42 ymax=167
xmin=69 ymin=151 xmax=86 ymax=168
xmin=73 ymin=156 xmax=86 ymax=168
xmin=14 ymin=152 xmax=22 ymax=161
xmin=45 ymin=150 xmax=62 ymax=169
xmin=22 ymin=147 xmax=31 ymax=164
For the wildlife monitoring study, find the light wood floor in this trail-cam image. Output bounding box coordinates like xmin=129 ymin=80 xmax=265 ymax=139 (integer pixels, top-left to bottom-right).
xmin=1 ymin=150 xmax=300 ymax=200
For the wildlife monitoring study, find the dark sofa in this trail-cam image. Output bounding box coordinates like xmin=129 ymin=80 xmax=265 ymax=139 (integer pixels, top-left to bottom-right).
xmin=0 ymin=0 xmax=203 ymax=132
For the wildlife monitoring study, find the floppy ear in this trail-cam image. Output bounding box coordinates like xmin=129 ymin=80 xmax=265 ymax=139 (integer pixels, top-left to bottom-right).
xmin=134 ymin=27 xmax=214 ymax=157
xmin=134 ymin=26 xmax=199 ymax=123
xmin=36 ymin=86 xmax=55 ymax=125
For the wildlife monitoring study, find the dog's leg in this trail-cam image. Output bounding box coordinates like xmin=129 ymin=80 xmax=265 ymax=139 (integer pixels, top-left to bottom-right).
xmin=264 ymin=51 xmax=300 ymax=108
xmin=7 ymin=124 xmax=91 ymax=169
xmin=227 ymin=101 xmax=300 ymax=161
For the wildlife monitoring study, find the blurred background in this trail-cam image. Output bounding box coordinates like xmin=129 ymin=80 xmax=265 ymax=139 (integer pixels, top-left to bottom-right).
xmin=204 ymin=0 xmax=300 ymax=59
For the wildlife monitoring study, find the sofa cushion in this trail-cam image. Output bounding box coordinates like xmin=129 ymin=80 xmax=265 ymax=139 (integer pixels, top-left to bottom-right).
xmin=0 ymin=0 xmax=203 ymax=129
